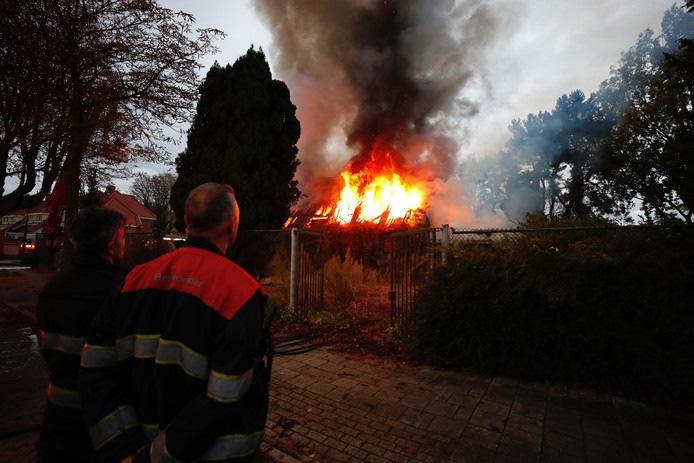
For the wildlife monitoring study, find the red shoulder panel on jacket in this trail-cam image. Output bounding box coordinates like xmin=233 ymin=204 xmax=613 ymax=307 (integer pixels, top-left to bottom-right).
xmin=122 ymin=247 xmax=266 ymax=320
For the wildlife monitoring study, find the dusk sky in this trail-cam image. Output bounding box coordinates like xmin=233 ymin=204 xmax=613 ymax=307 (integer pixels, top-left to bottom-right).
xmin=130 ymin=0 xmax=679 ymax=208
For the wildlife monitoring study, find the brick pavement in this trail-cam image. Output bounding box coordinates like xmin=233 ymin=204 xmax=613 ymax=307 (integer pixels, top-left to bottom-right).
xmin=0 ymin=352 xmax=46 ymax=463
xmin=2 ymin=344 xmax=694 ymax=462
xmin=262 ymin=348 xmax=694 ymax=463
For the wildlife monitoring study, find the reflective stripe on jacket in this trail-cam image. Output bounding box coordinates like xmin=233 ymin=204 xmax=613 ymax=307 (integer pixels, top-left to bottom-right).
xmin=79 ymin=237 xmax=269 ymax=463
xmin=37 ymin=255 xmax=125 ymax=461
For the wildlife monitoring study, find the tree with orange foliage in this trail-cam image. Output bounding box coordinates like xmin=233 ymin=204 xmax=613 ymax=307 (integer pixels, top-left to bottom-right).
xmin=0 ymin=0 xmax=221 ymax=229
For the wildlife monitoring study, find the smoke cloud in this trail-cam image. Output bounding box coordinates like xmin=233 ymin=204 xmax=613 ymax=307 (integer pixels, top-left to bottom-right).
xmin=254 ymin=0 xmax=501 ymax=223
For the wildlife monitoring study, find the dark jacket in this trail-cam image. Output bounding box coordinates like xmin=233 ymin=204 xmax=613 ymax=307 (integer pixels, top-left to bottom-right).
xmin=37 ymin=255 xmax=126 ymax=462
xmin=79 ymin=237 xmax=269 ymax=463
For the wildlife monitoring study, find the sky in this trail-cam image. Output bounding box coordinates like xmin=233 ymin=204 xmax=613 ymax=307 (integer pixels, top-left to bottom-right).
xmin=123 ymin=0 xmax=678 ymax=201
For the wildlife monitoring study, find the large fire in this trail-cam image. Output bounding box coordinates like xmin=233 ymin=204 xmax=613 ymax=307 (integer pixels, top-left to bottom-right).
xmin=333 ymin=170 xmax=424 ymax=224
xmin=287 ymin=148 xmax=428 ymax=229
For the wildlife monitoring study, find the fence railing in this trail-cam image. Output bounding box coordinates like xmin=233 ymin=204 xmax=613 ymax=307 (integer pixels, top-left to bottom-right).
xmin=289 ymin=229 xmax=327 ymax=317
xmin=450 ymin=223 xmax=692 ymax=235
xmin=388 ymin=227 xmax=437 ymax=333
xmin=386 ymin=222 xmax=694 ymax=332
xmin=20 ymin=223 xmax=690 ymax=331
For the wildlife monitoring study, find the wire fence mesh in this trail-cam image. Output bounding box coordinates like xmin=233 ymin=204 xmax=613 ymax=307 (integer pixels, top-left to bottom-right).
xmin=389 ymin=228 xmax=437 ymax=333
xmin=14 ymin=223 xmax=692 ymax=332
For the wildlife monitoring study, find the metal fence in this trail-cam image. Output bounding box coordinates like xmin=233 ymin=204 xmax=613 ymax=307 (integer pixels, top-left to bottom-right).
xmin=448 ymin=223 xmax=694 ymax=247
xmin=385 ymin=223 xmax=694 ymax=332
xmin=388 ymin=227 xmax=437 ymax=332
xmin=451 ymin=223 xmax=691 ymax=234
xmin=290 ymin=230 xmax=328 ymax=317
xmin=233 ymin=229 xmax=327 ymax=317
xmin=24 ymin=223 xmax=686 ymax=332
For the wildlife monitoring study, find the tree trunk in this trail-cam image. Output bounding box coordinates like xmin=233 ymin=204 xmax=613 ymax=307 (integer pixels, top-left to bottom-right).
xmin=566 ymin=163 xmax=588 ymax=218
xmin=60 ymin=104 xmax=94 ymax=265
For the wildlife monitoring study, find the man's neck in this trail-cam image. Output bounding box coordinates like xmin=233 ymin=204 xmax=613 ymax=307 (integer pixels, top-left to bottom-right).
xmin=187 ymin=233 xmax=228 ymax=254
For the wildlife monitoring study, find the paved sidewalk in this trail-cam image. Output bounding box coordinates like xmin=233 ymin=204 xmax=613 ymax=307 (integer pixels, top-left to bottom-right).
xmin=0 ymin=354 xmax=46 ymax=463
xmin=263 ymin=349 xmax=694 ymax=463
xmin=1 ymin=345 xmax=693 ymax=462
xmin=0 ymin=297 xmax=46 ymax=463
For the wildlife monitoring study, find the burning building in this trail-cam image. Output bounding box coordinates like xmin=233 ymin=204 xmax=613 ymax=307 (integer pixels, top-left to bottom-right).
xmin=285 ymin=145 xmax=428 ymax=229
xmin=256 ymin=0 xmax=497 ymax=230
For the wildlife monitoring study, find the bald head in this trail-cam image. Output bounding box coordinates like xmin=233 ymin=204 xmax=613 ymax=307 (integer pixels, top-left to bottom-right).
xmin=184 ymin=183 xmax=239 ymax=242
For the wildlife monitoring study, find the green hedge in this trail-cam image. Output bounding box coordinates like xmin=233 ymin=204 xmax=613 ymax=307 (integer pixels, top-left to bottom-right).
xmin=408 ymin=226 xmax=694 ymax=406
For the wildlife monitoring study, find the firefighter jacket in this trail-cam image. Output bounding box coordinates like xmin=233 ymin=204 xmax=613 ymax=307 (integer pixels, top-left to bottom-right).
xmin=37 ymin=254 xmax=126 ymax=462
xmin=79 ymin=237 xmax=269 ymax=463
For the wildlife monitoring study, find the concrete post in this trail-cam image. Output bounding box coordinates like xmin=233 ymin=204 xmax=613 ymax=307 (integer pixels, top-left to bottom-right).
xmin=442 ymin=224 xmax=450 ymax=265
xmin=289 ymin=227 xmax=299 ymax=312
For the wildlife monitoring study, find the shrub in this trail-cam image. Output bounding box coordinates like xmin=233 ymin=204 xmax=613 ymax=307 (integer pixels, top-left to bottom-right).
xmin=261 ymin=247 xmax=290 ymax=306
xmin=323 ymin=252 xmax=385 ymax=313
xmin=324 ymin=253 xmax=364 ymax=310
xmin=265 ymin=297 xmax=296 ymax=325
xmin=120 ymin=237 xmax=175 ymax=270
xmin=408 ymin=225 xmax=694 ymax=406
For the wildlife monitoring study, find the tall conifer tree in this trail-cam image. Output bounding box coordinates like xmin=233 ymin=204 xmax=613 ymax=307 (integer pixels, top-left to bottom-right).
xmin=171 ymin=48 xmax=301 ymax=230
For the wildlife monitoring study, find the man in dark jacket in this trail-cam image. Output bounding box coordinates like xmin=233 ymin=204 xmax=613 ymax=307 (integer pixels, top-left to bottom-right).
xmin=80 ymin=183 xmax=269 ymax=463
xmin=37 ymin=207 xmax=127 ymax=462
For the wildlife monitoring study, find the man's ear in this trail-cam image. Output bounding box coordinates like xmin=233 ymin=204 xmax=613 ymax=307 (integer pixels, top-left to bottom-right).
xmin=106 ymin=236 xmax=116 ymax=258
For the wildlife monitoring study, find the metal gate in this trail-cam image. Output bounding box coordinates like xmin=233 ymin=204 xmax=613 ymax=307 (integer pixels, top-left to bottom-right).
xmin=290 ymin=229 xmax=327 ymax=317
xmin=389 ymin=228 xmax=437 ymax=332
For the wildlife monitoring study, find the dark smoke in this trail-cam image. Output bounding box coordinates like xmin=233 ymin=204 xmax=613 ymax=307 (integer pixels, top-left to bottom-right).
xmin=254 ymin=0 xmax=498 ymax=210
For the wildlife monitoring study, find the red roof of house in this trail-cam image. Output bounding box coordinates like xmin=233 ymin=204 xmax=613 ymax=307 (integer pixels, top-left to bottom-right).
xmin=102 ymin=191 xmax=156 ymax=228
xmin=4 ymin=202 xmax=50 ymax=218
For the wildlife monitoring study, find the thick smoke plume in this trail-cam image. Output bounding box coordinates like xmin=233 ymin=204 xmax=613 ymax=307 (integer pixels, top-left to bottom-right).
xmin=254 ymin=0 xmax=502 ymax=224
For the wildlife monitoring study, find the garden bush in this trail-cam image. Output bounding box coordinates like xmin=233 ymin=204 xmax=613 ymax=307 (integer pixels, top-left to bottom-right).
xmin=408 ymin=224 xmax=694 ymax=406
xmin=120 ymin=237 xmax=175 ymax=270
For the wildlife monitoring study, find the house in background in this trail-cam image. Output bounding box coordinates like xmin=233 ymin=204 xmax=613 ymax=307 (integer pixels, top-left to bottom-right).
xmin=1 ymin=202 xmax=50 ymax=241
xmin=1 ymin=210 xmax=29 ymax=229
xmin=101 ymin=185 xmax=156 ymax=234
xmin=1 ymin=203 xmax=50 ymax=230
xmin=1 ymin=186 xmax=156 ymax=257
xmin=0 ymin=202 xmax=51 ymax=256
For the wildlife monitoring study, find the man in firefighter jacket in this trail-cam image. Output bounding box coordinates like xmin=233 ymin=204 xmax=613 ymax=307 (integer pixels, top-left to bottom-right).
xmin=37 ymin=207 xmax=127 ymax=462
xmin=79 ymin=183 xmax=269 ymax=463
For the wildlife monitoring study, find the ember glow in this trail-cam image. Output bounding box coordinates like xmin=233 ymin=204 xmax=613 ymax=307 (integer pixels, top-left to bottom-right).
xmin=287 ymin=147 xmax=428 ymax=229
xmin=333 ymin=170 xmax=424 ymax=225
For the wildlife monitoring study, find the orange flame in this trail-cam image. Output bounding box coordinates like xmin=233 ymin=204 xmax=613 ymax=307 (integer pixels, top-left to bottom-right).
xmin=333 ymin=170 xmax=424 ymax=225
xmin=289 ymin=145 xmax=428 ymax=229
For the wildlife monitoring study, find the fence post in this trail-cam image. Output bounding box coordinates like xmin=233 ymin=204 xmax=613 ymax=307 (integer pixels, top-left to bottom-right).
xmin=289 ymin=227 xmax=299 ymax=312
xmin=442 ymin=224 xmax=450 ymax=265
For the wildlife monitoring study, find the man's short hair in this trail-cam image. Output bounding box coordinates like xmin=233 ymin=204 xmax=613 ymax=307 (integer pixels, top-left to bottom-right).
xmin=69 ymin=207 xmax=125 ymax=257
xmin=184 ymin=183 xmax=237 ymax=233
